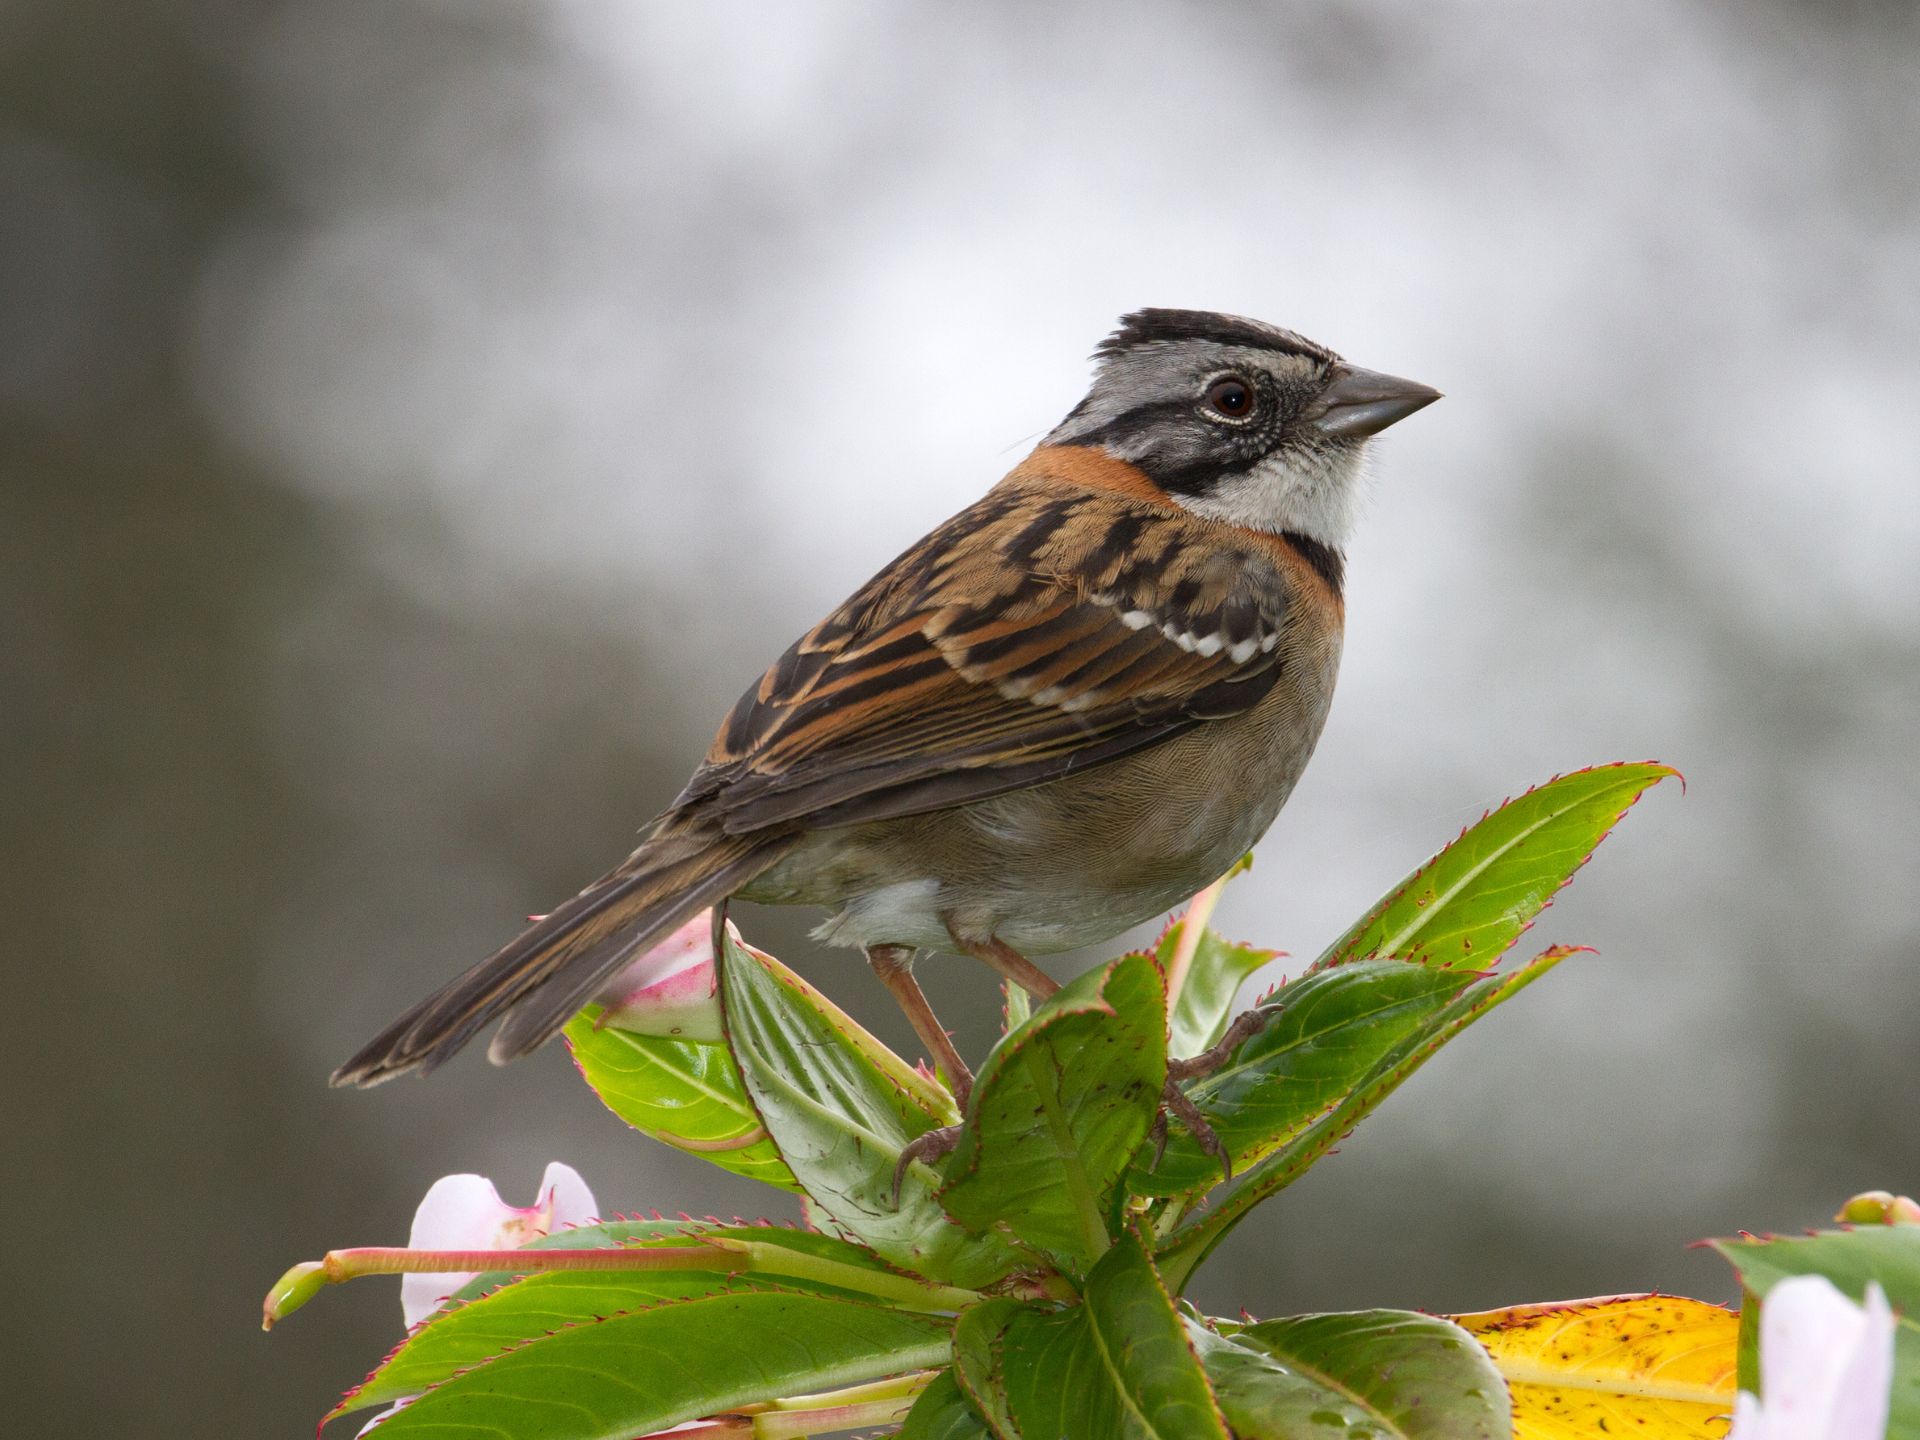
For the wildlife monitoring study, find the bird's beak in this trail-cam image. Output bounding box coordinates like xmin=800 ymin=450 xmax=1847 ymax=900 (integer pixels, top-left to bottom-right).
xmin=1303 ymin=365 xmax=1442 ymax=439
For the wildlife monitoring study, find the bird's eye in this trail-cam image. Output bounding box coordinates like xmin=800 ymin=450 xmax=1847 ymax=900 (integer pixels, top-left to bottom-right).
xmin=1204 ymin=376 xmax=1254 ymax=420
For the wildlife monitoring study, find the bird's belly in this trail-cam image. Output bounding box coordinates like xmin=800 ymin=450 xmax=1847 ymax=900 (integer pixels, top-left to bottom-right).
xmin=742 ymin=648 xmax=1339 ymax=956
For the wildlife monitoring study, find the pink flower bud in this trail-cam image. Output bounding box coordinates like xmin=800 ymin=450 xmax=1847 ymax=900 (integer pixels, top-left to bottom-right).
xmin=1836 ymin=1190 xmax=1920 ymax=1227
xmin=591 ymin=910 xmax=729 ymax=1043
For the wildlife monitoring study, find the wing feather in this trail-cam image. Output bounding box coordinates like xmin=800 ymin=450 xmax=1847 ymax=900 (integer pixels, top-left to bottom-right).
xmin=681 ymin=478 xmax=1301 ymax=832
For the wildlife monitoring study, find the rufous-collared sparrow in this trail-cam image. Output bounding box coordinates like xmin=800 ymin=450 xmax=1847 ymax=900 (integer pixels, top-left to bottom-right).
xmin=333 ymin=309 xmax=1439 ymax=1109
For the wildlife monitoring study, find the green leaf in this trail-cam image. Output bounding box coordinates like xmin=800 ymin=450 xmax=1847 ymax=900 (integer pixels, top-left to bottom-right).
xmin=953 ymin=1298 xmax=1023 ymax=1439
xmin=565 ymin=1009 xmax=800 ymax=1190
xmin=359 ymin=1285 xmax=953 ymax=1440
xmin=1161 ymin=924 xmax=1278 ymax=1060
xmin=339 ymin=1226 xmax=945 ymax=1415
xmin=940 ymin=954 xmax=1166 ymax=1268
xmin=719 ymin=932 xmax=1020 ymax=1289
xmin=1137 ymin=961 xmax=1475 ymax=1198
xmin=1190 ymin=1310 xmax=1509 ymax=1439
xmin=901 ymin=1370 xmax=996 ymax=1440
xmin=1318 ymin=762 xmax=1674 ymax=970
xmin=1712 ymin=1226 xmax=1920 ymax=1431
xmin=1158 ymin=947 xmax=1571 ymax=1289
xmin=987 ymin=1231 xmax=1230 ymax=1440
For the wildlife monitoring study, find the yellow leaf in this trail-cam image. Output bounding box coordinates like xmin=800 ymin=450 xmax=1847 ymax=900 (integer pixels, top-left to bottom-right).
xmin=1453 ymin=1292 xmax=1737 ymax=1439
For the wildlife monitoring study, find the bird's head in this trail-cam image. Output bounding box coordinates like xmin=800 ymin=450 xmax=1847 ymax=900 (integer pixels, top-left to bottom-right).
xmin=1045 ymin=308 xmax=1440 ymax=547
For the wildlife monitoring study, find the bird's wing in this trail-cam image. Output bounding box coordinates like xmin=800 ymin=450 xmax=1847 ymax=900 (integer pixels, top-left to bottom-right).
xmin=679 ymin=477 xmax=1306 ymax=833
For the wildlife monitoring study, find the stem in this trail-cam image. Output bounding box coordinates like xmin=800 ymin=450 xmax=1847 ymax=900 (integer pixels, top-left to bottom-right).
xmin=263 ymin=1235 xmax=986 ymax=1328
xmin=704 ymin=1237 xmax=981 ymax=1313
xmin=263 ymin=1243 xmax=751 ymax=1328
xmin=656 ymin=1125 xmax=770 ymax=1152
xmin=754 ymin=1393 xmax=919 ymax=1438
xmin=634 ymin=1375 xmax=939 ymax=1440
xmin=1162 ymin=875 xmax=1229 ymax=1009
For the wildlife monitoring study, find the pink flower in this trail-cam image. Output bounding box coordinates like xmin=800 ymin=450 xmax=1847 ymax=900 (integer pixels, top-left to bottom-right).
xmin=398 ymin=1161 xmax=599 ymax=1327
xmin=1730 ymin=1274 xmax=1895 ymax=1440
xmin=590 ymin=910 xmax=731 ymax=1043
xmin=360 ymin=1163 xmax=599 ymax=1433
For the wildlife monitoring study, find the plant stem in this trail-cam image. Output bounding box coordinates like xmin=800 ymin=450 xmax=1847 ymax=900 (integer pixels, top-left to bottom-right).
xmin=264 ymin=1236 xmax=985 ymax=1328
xmin=704 ymin=1237 xmax=981 ymax=1312
xmin=754 ymin=1393 xmax=920 ymax=1437
xmin=1163 ymin=875 xmax=1229 ymax=1009
xmin=767 ymin=1370 xmax=938 ymax=1411
xmin=262 ymin=1243 xmax=751 ymax=1328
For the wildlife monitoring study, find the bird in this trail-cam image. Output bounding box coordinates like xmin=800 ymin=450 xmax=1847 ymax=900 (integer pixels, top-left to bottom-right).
xmin=331 ymin=308 xmax=1440 ymax=1112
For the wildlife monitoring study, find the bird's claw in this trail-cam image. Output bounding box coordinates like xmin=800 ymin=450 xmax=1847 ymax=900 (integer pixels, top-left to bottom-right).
xmin=890 ymin=1123 xmax=962 ymax=1205
xmin=1159 ymin=1077 xmax=1232 ymax=1178
xmin=1154 ymin=1006 xmax=1277 ymax=1179
xmin=1166 ymin=1006 xmax=1270 ymax=1084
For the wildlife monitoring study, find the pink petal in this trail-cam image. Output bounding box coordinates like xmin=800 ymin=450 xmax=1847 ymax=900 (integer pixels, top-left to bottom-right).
xmin=399 ymin=1164 xmax=600 ymax=1328
xmin=536 ymin=1160 xmax=599 ymax=1232
xmin=1825 ymin=1284 xmax=1895 ymax=1439
xmin=1732 ymin=1274 xmax=1897 ymax=1440
xmin=593 ymin=910 xmax=726 ymax=1042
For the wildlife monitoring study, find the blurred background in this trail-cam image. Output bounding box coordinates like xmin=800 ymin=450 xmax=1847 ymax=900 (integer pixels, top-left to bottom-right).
xmin=5 ymin=0 xmax=1917 ymax=1432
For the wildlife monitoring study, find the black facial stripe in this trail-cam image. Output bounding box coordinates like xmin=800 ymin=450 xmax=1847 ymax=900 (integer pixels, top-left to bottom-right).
xmin=1141 ymin=452 xmax=1258 ymax=497
xmin=1065 ymin=398 xmax=1195 ymax=453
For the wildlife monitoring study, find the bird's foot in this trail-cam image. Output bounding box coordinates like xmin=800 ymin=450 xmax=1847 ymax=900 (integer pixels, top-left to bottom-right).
xmin=891 ymin=1124 xmax=962 ymax=1206
xmin=1151 ymin=1007 xmax=1274 ymax=1178
xmin=1166 ymin=1007 xmax=1270 ymax=1084
xmin=1151 ymin=1079 xmax=1231 ymax=1175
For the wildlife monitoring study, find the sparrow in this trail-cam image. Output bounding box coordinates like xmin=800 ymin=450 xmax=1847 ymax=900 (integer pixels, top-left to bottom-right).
xmin=332 ymin=309 xmax=1440 ymax=1109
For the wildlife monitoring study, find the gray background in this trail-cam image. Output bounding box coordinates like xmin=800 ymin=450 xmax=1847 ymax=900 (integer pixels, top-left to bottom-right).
xmin=4 ymin=2 xmax=1916 ymax=1433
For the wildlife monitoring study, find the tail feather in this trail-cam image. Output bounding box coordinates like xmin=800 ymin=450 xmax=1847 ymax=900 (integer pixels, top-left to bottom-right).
xmin=329 ymin=823 xmax=791 ymax=1087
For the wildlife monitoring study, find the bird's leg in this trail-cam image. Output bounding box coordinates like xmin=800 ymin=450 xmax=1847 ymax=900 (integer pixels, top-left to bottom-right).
xmin=866 ymin=944 xmax=973 ymax=1108
xmin=872 ymin=942 xmax=972 ymax=1206
xmin=948 ymin=931 xmax=1061 ymax=1000
xmin=888 ymin=930 xmax=1059 ymax=1206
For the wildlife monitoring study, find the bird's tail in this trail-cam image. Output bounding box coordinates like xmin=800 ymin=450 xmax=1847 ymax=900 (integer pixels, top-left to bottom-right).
xmin=329 ymin=818 xmax=793 ymax=1087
